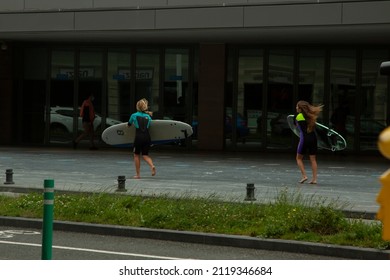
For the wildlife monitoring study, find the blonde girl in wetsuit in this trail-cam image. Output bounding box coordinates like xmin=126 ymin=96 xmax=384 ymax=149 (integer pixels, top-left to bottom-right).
xmin=128 ymin=98 xmax=156 ymax=179
xmin=294 ymin=100 xmax=323 ymax=184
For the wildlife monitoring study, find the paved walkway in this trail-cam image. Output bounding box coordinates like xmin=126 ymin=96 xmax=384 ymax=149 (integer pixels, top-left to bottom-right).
xmin=1 ymin=146 xmax=390 ymax=259
xmin=0 ymin=146 xmax=386 ymax=214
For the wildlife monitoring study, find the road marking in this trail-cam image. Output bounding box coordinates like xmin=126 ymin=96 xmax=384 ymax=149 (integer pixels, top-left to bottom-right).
xmin=0 ymin=230 xmax=40 ymax=239
xmin=0 ymin=240 xmax=186 ymax=260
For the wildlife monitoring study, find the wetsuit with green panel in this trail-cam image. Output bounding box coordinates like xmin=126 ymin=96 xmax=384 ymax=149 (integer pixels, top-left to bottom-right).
xmin=128 ymin=111 xmax=152 ymax=155
xmin=295 ymin=112 xmax=317 ymax=155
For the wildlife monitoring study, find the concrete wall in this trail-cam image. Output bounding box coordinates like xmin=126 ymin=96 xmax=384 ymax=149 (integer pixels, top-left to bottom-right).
xmin=0 ymin=1 xmax=389 ymax=33
xmin=0 ymin=0 xmax=370 ymax=11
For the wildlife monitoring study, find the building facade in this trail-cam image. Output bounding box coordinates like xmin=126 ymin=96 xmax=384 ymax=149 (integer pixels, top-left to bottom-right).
xmin=1 ymin=0 xmax=390 ymax=153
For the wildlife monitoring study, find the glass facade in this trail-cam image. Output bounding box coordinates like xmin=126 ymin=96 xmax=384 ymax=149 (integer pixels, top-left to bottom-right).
xmin=22 ymin=48 xmax=47 ymax=144
xmin=18 ymin=45 xmax=389 ymax=153
xmin=107 ymin=49 xmax=131 ymax=122
xmin=50 ymin=50 xmax=75 ymax=143
xmin=329 ymin=49 xmax=357 ymax=151
xmin=135 ymin=49 xmax=160 ymax=118
xmin=226 ymin=49 xmax=264 ymax=149
xmin=267 ymin=49 xmax=294 ymax=149
xmin=360 ymin=50 xmax=389 ymax=151
xmin=226 ymin=47 xmax=389 ymax=153
xmin=163 ymin=48 xmax=189 ymax=122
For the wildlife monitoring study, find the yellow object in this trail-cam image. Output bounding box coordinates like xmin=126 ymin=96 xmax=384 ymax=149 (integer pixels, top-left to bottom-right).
xmin=377 ymin=170 xmax=390 ymax=240
xmin=377 ymin=127 xmax=390 ymax=240
xmin=378 ymin=127 xmax=390 ymax=159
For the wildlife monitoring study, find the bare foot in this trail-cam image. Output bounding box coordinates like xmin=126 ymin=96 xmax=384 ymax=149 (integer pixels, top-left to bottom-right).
xmin=299 ymin=177 xmax=308 ymax=184
xmin=151 ymin=166 xmax=156 ymax=176
xmin=133 ymin=175 xmax=140 ymax=179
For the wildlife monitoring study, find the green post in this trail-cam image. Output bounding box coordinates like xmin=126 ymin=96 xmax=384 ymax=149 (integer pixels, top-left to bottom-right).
xmin=42 ymin=179 xmax=54 ymax=260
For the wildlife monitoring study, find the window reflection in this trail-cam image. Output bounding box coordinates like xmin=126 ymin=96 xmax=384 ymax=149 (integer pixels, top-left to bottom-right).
xmin=226 ymin=49 xmax=263 ymax=149
xmin=136 ymin=49 xmax=160 ymax=117
xmin=78 ymin=50 xmax=103 ymax=135
xmin=299 ymin=49 xmax=325 ymax=107
xmin=267 ymin=49 xmax=294 ymax=149
xmin=50 ymin=50 xmax=75 ymax=143
xmin=164 ymin=49 xmax=189 ymax=122
xmin=360 ymin=50 xmax=388 ymax=150
xmin=330 ymin=50 xmax=356 ymax=150
xmin=107 ymin=49 xmax=131 ymax=122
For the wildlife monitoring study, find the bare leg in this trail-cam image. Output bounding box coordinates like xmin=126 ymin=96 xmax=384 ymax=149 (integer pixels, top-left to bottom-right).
xmin=75 ymin=123 xmax=89 ymax=143
xmin=133 ymin=154 xmax=141 ymax=178
xmin=75 ymin=122 xmax=94 ymax=145
xmin=309 ymin=155 xmax=317 ymax=184
xmin=143 ymin=155 xmax=156 ymax=176
xmin=296 ymin=153 xmax=308 ymax=183
xmin=89 ymin=124 xmax=96 ymax=148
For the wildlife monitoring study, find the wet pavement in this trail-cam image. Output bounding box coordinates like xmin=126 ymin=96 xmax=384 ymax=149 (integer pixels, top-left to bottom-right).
xmin=0 ymin=145 xmax=387 ymax=214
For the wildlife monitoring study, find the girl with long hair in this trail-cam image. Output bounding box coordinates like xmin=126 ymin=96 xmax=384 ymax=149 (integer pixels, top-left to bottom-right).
xmin=295 ymin=100 xmax=323 ymax=184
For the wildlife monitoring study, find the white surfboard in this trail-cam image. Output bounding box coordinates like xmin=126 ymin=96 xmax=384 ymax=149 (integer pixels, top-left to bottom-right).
xmin=101 ymin=119 xmax=193 ymax=147
xmin=287 ymin=115 xmax=347 ymax=151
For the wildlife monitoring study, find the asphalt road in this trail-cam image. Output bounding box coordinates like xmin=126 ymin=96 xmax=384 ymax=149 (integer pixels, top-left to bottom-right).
xmin=0 ymin=226 xmax=346 ymax=260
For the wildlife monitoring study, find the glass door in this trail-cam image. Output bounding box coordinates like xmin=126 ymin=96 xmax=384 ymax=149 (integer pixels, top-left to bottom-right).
xmin=135 ymin=49 xmax=160 ymax=117
xmin=107 ymin=49 xmax=131 ymax=123
xmin=267 ymin=49 xmax=294 ymax=149
xmin=78 ymin=49 xmax=103 ymax=139
xmin=329 ymin=50 xmax=356 ymax=151
xmin=360 ymin=50 xmax=389 ymax=150
xmin=49 ymin=50 xmax=75 ymax=144
xmin=298 ymin=49 xmax=325 ymax=107
xmin=22 ymin=48 xmax=47 ymax=144
xmin=226 ymin=49 xmax=263 ymax=149
xmin=163 ymin=48 xmax=189 ymax=122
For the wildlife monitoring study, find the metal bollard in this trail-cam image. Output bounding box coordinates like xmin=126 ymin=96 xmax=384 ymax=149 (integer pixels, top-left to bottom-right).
xmin=244 ymin=183 xmax=256 ymax=201
xmin=116 ymin=176 xmax=127 ymax=192
xmin=4 ymin=169 xmax=14 ymax=184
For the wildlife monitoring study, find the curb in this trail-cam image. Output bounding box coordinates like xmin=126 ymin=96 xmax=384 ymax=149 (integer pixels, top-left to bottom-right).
xmin=0 ymin=216 xmax=389 ymax=260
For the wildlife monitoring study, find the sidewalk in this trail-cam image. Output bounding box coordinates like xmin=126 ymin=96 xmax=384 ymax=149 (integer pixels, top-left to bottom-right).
xmin=1 ymin=146 xmax=389 ymax=259
xmin=0 ymin=146 xmax=385 ymax=213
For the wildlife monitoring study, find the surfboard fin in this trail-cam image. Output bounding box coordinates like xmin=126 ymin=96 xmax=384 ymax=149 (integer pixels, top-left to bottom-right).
xmin=181 ymin=129 xmax=188 ymax=138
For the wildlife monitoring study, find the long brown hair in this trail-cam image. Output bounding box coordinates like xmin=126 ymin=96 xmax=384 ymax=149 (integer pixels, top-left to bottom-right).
xmin=296 ymin=100 xmax=323 ymax=132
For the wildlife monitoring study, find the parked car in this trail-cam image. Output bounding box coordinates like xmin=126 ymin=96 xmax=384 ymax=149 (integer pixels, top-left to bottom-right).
xmin=346 ymin=117 xmax=386 ymax=142
xmin=270 ymin=113 xmax=291 ymax=136
xmin=49 ymin=106 xmax=121 ymax=137
xmin=225 ymin=113 xmax=250 ymax=139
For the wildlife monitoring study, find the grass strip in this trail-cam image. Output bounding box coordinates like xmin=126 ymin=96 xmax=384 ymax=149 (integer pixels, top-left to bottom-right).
xmin=0 ymin=189 xmax=388 ymax=250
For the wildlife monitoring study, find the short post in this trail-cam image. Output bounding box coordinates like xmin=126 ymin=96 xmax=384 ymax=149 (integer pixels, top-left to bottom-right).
xmin=4 ymin=169 xmax=14 ymax=184
xmin=116 ymin=176 xmax=127 ymax=192
xmin=244 ymin=183 xmax=256 ymax=201
xmin=42 ymin=179 xmax=54 ymax=260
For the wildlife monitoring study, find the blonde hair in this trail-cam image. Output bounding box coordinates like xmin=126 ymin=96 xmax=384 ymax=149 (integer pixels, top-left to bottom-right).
xmin=136 ymin=98 xmax=148 ymax=112
xmin=296 ymin=100 xmax=323 ymax=132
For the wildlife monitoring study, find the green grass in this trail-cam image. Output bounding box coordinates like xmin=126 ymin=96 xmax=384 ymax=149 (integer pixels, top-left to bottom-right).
xmin=0 ymin=189 xmax=388 ymax=250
